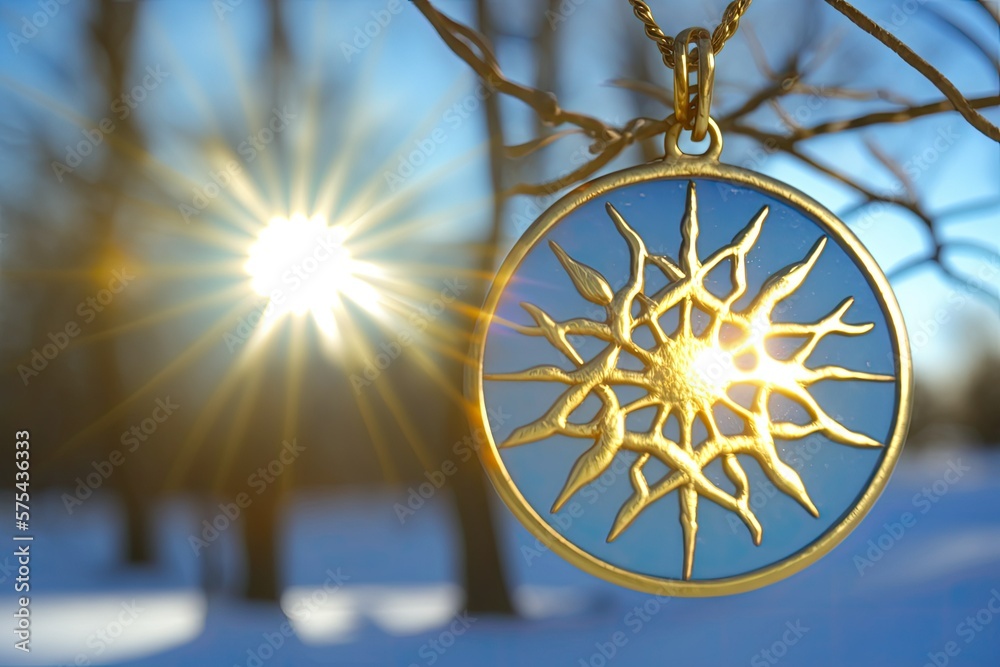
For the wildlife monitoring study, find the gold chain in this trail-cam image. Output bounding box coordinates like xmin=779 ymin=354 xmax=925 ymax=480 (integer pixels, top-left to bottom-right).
xmin=629 ymin=0 xmax=752 ymax=69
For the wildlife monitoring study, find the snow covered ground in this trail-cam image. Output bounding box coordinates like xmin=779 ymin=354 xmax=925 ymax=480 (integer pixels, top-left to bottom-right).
xmin=2 ymin=447 xmax=998 ymax=666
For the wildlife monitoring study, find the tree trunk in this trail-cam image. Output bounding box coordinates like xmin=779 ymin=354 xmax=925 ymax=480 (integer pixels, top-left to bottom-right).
xmin=121 ymin=475 xmax=152 ymax=563
xmin=242 ymin=490 xmax=280 ymax=602
xmin=449 ymin=418 xmax=514 ymax=614
xmin=441 ymin=0 xmax=517 ymax=617
xmin=89 ymin=0 xmax=153 ymax=566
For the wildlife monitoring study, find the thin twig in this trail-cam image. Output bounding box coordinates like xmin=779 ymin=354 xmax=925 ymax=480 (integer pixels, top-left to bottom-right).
xmin=734 ymin=95 xmax=999 ymax=141
xmin=608 ymin=78 xmax=672 ymax=107
xmin=718 ymin=58 xmax=800 ymax=127
xmin=864 ymin=138 xmax=917 ymax=203
xmin=802 ymin=85 xmax=913 ymax=106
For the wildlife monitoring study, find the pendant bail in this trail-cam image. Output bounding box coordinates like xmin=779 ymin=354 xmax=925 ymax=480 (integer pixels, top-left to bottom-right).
xmin=672 ymin=27 xmax=716 ymax=143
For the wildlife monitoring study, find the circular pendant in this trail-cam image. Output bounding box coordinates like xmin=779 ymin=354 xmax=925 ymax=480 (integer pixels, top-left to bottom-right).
xmin=468 ymin=152 xmax=911 ymax=595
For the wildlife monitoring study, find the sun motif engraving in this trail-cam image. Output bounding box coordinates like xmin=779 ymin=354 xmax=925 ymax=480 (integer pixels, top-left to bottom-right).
xmin=488 ymin=181 xmax=894 ymax=580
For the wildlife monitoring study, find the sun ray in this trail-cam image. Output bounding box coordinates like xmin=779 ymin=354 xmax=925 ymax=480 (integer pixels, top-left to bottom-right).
xmin=53 ymin=297 xmax=261 ymax=459
xmin=163 ymin=344 xmax=259 ymax=491
xmin=283 ymin=316 xmax=308 ymax=436
xmin=213 ymin=358 xmax=266 ymax=492
xmin=289 ymin=1 xmax=334 ymax=216
xmin=371 ymin=374 xmax=437 ymax=472
xmin=350 ymin=379 xmax=400 ymax=485
xmin=327 ymin=78 xmax=489 ymax=235
xmin=145 ymin=18 xmax=223 ymax=139
xmin=65 ymin=282 xmax=249 ymax=349
xmin=311 ymin=25 xmax=389 ymax=218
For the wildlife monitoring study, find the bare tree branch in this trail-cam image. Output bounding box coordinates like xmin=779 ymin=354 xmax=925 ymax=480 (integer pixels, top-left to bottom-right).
xmin=504 ymin=117 xmax=666 ymax=196
xmin=411 ymin=0 xmax=998 ymax=305
xmin=412 ymin=0 xmax=611 ymax=140
xmin=975 ymin=0 xmax=1000 ymax=24
xmin=732 ymin=95 xmax=999 ymax=142
xmin=824 ymin=0 xmax=1000 ymax=141
xmin=415 ymin=0 xmax=998 ymax=180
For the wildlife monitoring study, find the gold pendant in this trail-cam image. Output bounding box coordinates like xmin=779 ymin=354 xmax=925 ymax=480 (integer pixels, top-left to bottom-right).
xmin=467 ymin=111 xmax=911 ymax=594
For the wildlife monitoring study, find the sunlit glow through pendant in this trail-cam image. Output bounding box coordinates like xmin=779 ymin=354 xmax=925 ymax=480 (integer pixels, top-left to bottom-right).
xmin=467 ymin=28 xmax=911 ymax=595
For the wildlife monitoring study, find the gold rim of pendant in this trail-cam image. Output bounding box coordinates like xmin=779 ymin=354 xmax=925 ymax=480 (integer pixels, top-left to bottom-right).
xmin=466 ymin=155 xmax=912 ymax=596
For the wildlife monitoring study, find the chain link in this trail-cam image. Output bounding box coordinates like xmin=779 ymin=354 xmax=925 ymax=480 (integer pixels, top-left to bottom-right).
xmin=629 ymin=0 xmax=752 ymax=69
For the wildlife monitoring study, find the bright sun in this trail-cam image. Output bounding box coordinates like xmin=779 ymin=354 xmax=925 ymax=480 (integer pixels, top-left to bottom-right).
xmin=245 ymin=214 xmax=384 ymax=337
